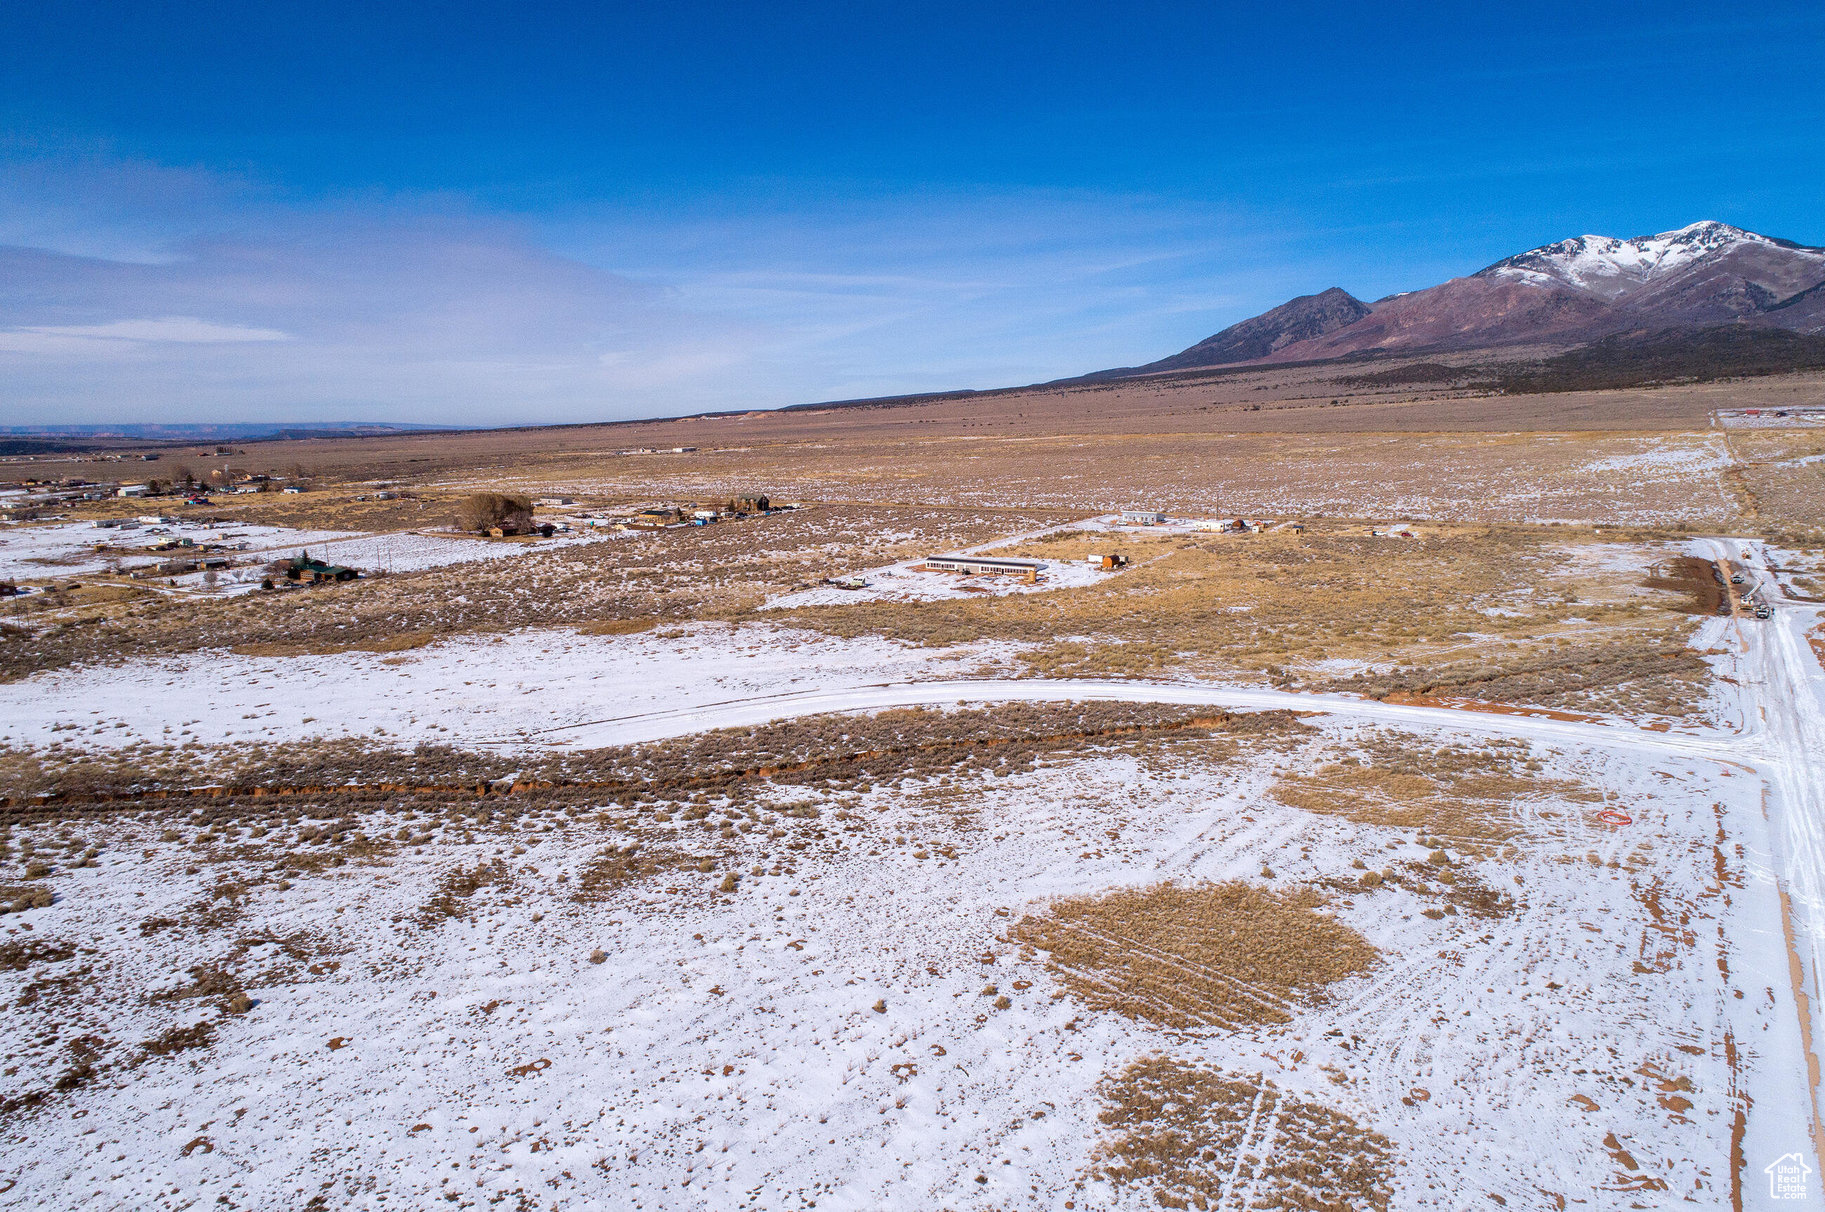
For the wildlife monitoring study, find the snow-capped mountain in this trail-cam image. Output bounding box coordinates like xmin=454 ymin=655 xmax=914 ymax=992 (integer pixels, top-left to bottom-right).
xmin=1107 ymin=221 xmax=1825 ymax=376
xmin=1479 ymin=222 xmax=1821 ymax=298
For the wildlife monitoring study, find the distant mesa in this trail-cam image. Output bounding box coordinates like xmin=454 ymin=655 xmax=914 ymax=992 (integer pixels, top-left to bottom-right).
xmin=1095 ymin=221 xmax=1825 ymax=378
xmin=0 ymin=421 xmax=450 ymax=446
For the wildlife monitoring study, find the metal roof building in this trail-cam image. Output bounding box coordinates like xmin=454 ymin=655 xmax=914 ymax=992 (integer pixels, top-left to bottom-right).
xmin=923 ymin=554 xmax=1045 ymax=576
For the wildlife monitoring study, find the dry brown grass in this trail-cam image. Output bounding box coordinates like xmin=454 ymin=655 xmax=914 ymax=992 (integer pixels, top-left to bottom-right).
xmin=1730 ymin=428 xmax=1825 ymax=533
xmin=0 ymin=502 xmax=1073 ymax=680
xmin=0 ymin=938 xmax=75 ymax=969
xmin=1331 ymin=639 xmax=1714 ymax=718
xmin=1093 ymin=1055 xmax=1395 ymax=1212
xmin=139 ymin=1021 xmax=216 ymax=1058
xmin=190 ymin=493 xmax=457 ymax=534
xmin=1271 ymin=734 xmax=1603 ymax=855
xmin=417 ymin=859 xmax=515 ymax=926
xmin=0 ymin=584 xmax=138 ymax=617
xmin=0 ymin=737 xmax=512 ymax=804
xmin=572 ymin=843 xmax=687 ymax=902
xmin=0 ymin=884 xmax=54 ymax=913
xmin=0 ymin=703 xmax=1303 ymax=813
xmin=1012 ymin=881 xmax=1377 ymax=1029
xmin=150 ymin=963 xmax=247 ymax=1010
xmin=778 ymin=525 xmax=1716 ymax=715
xmin=783 ymin=525 xmax=1545 ymax=658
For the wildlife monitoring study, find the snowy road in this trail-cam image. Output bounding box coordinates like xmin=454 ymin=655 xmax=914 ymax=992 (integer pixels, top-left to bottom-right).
xmin=524 ymin=674 xmax=1749 ymax=757
xmin=1718 ymin=538 xmax=1825 ymax=1173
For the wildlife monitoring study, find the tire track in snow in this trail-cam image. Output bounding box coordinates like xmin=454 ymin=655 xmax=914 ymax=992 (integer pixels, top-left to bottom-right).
xmin=523 ymin=677 xmax=1751 ymax=762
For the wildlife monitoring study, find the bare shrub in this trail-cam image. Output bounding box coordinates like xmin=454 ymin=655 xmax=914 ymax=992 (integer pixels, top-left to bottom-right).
xmin=0 ymin=938 xmax=75 ymax=969
xmin=1643 ymin=555 xmax=1728 ymax=616
xmin=0 ymin=885 xmax=53 ymax=914
xmin=417 ymin=859 xmax=513 ymax=926
xmin=1013 ymin=881 xmax=1376 ymax=1029
xmin=572 ymin=845 xmax=684 ymax=902
xmin=141 ymin=1021 xmax=216 ymax=1058
xmin=1338 ymin=639 xmax=1713 ymax=716
xmin=1392 ymin=858 xmax=1517 ymax=919
xmin=2 ymin=704 xmax=1304 ymax=811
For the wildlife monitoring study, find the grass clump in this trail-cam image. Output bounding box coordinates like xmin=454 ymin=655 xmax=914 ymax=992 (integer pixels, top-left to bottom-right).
xmin=1094 ymin=1055 xmax=1395 ymax=1211
xmin=1012 ymin=880 xmax=1376 ymax=1029
xmin=572 ymin=844 xmax=684 ymax=902
xmin=141 ymin=1021 xmax=216 ymax=1058
xmin=417 ymin=859 xmax=513 ymax=926
xmin=1270 ymin=736 xmax=1591 ymax=855
xmin=0 ymin=884 xmax=54 ymax=914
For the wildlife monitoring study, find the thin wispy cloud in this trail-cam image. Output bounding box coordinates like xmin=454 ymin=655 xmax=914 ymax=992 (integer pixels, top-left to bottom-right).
xmin=1 ymin=317 xmax=291 ymax=348
xmin=0 ymin=155 xmax=1361 ymax=424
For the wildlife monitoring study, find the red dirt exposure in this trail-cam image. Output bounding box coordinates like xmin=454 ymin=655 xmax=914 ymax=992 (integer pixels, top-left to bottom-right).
xmin=1644 ymin=556 xmax=1728 ymax=616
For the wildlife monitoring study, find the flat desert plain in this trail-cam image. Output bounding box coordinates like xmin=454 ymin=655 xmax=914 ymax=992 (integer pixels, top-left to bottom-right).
xmin=1 ymin=365 xmax=1823 ymax=1210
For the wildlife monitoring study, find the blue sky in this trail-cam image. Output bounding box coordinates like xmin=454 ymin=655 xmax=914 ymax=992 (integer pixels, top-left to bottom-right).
xmin=3 ymin=0 xmax=1822 ymax=424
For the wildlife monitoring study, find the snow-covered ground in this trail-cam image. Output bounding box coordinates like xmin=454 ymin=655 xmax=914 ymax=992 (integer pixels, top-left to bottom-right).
xmin=0 ymin=623 xmax=1026 ymax=751
xmin=283 ymin=527 xmax=624 ymax=575
xmin=1577 ymin=435 xmax=1733 ymax=476
xmin=0 ymin=620 xmax=1725 ymax=759
xmin=0 ymin=519 xmax=626 ymax=586
xmin=1716 ymin=407 xmax=1825 ymax=429
xmin=764 ymin=555 xmax=1113 ymax=608
xmin=1072 ymin=513 xmax=1280 ymax=536
xmin=0 ymin=519 xmax=359 ymax=581
xmin=2 ymin=535 xmax=1821 ymax=1209
xmin=0 ymin=692 xmax=1809 ymax=1210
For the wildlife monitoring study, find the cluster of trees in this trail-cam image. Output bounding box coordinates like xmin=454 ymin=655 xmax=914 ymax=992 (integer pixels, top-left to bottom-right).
xmin=457 ymin=492 xmax=535 ymax=534
xmin=151 ymin=463 xmax=313 ymax=493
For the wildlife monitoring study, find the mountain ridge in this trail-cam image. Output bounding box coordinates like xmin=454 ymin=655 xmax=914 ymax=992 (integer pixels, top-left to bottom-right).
xmin=1105 ymin=221 xmax=1825 ymax=378
xmin=1105 ymin=287 xmax=1371 ymax=378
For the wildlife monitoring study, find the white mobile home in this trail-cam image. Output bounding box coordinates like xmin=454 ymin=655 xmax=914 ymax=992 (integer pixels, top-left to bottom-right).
xmin=923 ymin=555 xmax=1045 ymax=576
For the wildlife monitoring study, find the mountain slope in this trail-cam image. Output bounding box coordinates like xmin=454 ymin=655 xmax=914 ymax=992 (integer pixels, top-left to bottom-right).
xmin=1114 ymin=221 xmax=1825 ymax=375
xmin=1112 ymin=287 xmax=1371 ymax=375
